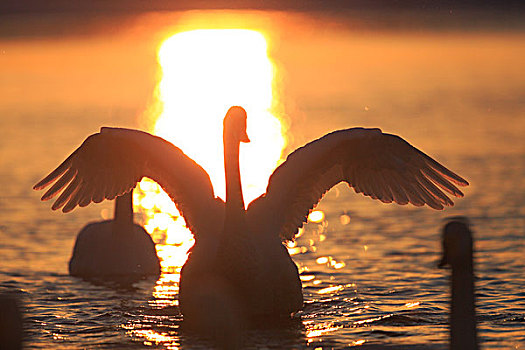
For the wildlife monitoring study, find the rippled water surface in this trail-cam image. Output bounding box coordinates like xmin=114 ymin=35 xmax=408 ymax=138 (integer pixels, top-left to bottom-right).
xmin=1 ymin=15 xmax=524 ymax=349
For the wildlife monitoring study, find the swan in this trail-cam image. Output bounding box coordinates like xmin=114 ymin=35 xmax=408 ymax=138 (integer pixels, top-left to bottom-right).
xmin=33 ymin=106 xmax=468 ymax=326
xmin=439 ymin=217 xmax=478 ymax=350
xmin=69 ymin=190 xmax=161 ymax=280
xmin=0 ymin=294 xmax=23 ymax=349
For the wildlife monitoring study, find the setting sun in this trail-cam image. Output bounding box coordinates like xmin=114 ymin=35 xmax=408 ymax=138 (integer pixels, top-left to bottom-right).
xmin=155 ymin=29 xmax=284 ymax=202
xmin=134 ymin=29 xmax=285 ymax=270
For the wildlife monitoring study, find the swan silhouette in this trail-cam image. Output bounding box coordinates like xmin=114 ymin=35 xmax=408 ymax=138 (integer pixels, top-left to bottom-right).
xmin=439 ymin=217 xmax=478 ymax=350
xmin=69 ymin=190 xmax=161 ymax=280
xmin=0 ymin=294 xmax=23 ymax=349
xmin=34 ymin=106 xmax=468 ymax=325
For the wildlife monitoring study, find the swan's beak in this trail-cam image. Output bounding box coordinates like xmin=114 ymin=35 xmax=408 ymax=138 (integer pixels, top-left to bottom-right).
xmin=438 ymin=253 xmax=449 ymax=269
xmin=240 ymin=131 xmax=250 ymax=143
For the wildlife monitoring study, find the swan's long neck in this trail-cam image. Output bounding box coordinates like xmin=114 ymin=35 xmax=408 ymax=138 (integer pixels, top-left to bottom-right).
xmin=224 ymin=136 xmax=245 ymax=222
xmin=114 ymin=191 xmax=133 ymax=231
xmin=450 ymin=256 xmax=478 ymax=350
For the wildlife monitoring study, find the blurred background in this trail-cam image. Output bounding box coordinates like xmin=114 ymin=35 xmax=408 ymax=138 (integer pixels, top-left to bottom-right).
xmin=1 ymin=2 xmax=524 ymax=349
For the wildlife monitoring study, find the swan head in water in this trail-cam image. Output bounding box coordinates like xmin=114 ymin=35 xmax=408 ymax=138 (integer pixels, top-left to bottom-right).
xmin=438 ymin=216 xmax=473 ymax=269
xmin=438 ymin=216 xmax=478 ymax=350
xmin=223 ymin=106 xmax=250 ymax=143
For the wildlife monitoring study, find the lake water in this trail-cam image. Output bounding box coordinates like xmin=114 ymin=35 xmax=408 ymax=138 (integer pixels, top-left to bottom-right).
xmin=1 ymin=10 xmax=524 ymax=349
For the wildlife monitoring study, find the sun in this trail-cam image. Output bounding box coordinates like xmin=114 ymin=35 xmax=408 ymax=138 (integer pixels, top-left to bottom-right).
xmin=133 ymin=29 xmax=286 ymax=277
xmin=154 ymin=29 xmax=284 ymax=202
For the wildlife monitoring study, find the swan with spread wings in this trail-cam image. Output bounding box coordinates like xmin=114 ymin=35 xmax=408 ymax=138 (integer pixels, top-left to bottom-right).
xmin=34 ymin=106 xmax=468 ymax=325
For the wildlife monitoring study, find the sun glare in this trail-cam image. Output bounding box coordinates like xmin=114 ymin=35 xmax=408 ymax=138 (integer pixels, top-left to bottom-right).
xmin=155 ymin=29 xmax=284 ymax=201
xmin=134 ymin=29 xmax=285 ymax=278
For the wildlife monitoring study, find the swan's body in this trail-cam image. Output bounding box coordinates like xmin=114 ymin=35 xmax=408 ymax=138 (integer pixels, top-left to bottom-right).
xmin=0 ymin=294 xmax=23 ymax=349
xmin=69 ymin=191 xmax=161 ymax=280
xmin=439 ymin=217 xmax=478 ymax=350
xmin=34 ymin=106 xmax=468 ymax=325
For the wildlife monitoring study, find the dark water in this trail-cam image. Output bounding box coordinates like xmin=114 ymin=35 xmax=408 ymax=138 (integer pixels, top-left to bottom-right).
xmin=1 ymin=18 xmax=524 ymax=349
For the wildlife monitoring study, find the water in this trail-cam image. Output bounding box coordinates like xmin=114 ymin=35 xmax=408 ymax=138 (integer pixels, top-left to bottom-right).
xmin=1 ymin=11 xmax=524 ymax=349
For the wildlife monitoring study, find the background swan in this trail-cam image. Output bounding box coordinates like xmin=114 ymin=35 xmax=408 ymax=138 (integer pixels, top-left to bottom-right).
xmin=439 ymin=217 xmax=479 ymax=350
xmin=69 ymin=190 xmax=161 ymax=280
xmin=34 ymin=106 xmax=468 ymax=325
xmin=0 ymin=294 xmax=23 ymax=349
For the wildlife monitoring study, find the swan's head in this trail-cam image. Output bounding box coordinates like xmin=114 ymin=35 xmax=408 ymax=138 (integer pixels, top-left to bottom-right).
xmin=438 ymin=216 xmax=473 ymax=268
xmin=223 ymin=106 xmax=250 ymax=144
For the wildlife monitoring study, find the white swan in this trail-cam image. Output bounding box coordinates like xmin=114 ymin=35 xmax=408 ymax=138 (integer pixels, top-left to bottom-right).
xmin=439 ymin=217 xmax=479 ymax=350
xmin=34 ymin=106 xmax=468 ymax=325
xmin=68 ymin=190 xmax=161 ymax=280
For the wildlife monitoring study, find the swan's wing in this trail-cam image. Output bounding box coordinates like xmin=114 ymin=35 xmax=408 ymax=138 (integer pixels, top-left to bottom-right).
xmin=247 ymin=127 xmax=468 ymax=241
xmin=34 ymin=127 xmax=224 ymax=237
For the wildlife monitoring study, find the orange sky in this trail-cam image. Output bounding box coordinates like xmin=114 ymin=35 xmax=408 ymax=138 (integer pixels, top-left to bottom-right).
xmin=2 ymin=11 xmax=523 ymax=112
xmin=1 ymin=11 xmax=523 ymax=156
xmin=1 ymin=36 xmax=157 ymax=110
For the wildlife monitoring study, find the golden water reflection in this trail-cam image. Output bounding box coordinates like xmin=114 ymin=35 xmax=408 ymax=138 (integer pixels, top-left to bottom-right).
xmin=124 ymin=325 xmax=180 ymax=349
xmin=154 ymin=29 xmax=284 ymax=203
xmin=305 ymin=321 xmax=344 ymax=339
xmin=133 ymin=28 xmax=288 ymax=316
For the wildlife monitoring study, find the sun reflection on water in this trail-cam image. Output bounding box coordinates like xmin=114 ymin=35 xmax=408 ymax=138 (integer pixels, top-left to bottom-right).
xmin=305 ymin=322 xmax=344 ymax=339
xmin=132 ymin=29 xmax=286 ymax=315
xmin=154 ymin=29 xmax=284 ymax=203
